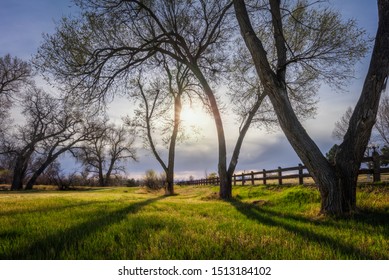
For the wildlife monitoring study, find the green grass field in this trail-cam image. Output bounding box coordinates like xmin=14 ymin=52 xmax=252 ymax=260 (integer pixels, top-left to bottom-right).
xmin=0 ymin=185 xmax=388 ymax=259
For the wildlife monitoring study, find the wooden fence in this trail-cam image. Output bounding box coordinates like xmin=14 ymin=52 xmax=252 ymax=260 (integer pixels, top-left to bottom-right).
xmin=183 ymin=155 xmax=389 ymax=186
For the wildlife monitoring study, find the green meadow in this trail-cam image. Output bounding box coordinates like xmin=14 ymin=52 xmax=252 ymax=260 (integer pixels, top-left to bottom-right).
xmin=0 ymin=185 xmax=388 ymax=259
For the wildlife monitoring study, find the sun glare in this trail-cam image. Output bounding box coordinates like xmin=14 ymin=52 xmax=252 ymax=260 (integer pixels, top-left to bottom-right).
xmin=180 ymin=105 xmax=210 ymax=128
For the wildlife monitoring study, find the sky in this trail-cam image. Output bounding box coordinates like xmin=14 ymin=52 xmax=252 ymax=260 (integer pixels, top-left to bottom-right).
xmin=0 ymin=0 xmax=380 ymax=180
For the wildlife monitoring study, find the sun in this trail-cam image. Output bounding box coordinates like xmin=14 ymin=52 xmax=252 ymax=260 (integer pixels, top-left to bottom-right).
xmin=180 ymin=105 xmax=210 ymax=128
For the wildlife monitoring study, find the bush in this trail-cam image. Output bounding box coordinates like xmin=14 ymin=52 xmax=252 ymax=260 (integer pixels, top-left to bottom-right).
xmin=143 ymin=169 xmax=164 ymax=190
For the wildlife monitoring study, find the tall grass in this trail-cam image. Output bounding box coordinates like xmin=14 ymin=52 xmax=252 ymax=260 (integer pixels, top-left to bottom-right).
xmin=0 ymin=185 xmax=388 ymax=259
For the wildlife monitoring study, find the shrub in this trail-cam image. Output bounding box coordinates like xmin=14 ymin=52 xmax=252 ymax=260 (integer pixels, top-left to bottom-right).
xmin=143 ymin=169 xmax=164 ymax=190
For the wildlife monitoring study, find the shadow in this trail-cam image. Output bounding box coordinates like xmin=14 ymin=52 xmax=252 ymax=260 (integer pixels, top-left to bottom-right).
xmin=0 ymin=196 xmax=166 ymax=259
xmin=229 ymin=198 xmax=388 ymax=259
xmin=0 ymin=186 xmax=106 ymax=193
xmin=0 ymin=200 xmax=113 ymax=217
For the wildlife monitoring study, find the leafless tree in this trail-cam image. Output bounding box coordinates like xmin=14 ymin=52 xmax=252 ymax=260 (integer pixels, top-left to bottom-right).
xmin=4 ymin=87 xmax=61 ymax=190
xmin=35 ymin=0 xmax=235 ymax=198
xmin=0 ymin=54 xmax=32 ymax=98
xmin=1 ymin=54 xmax=33 ymax=136
xmin=225 ymin=9 xmax=320 ymax=179
xmin=128 ymin=56 xmax=201 ymax=195
xmin=332 ymin=107 xmax=353 ymax=141
xmin=233 ymin=0 xmax=387 ymax=215
xmin=375 ymin=95 xmax=389 ymax=146
xmin=75 ymin=122 xmax=137 ymax=186
xmin=23 ymin=110 xmax=101 ymax=190
xmin=0 ymin=85 xmax=101 ymax=190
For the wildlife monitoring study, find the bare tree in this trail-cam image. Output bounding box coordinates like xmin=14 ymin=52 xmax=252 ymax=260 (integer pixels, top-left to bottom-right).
xmin=1 ymin=84 xmax=100 ymax=190
xmin=1 ymin=54 xmax=33 ymax=136
xmin=226 ymin=15 xmax=319 ymax=179
xmin=375 ymin=95 xmax=389 ymax=146
xmin=233 ymin=0 xmax=388 ymax=215
xmin=75 ymin=122 xmax=137 ymax=186
xmin=5 ymin=86 xmax=62 ymax=190
xmin=0 ymin=54 xmax=32 ymax=98
xmin=23 ymin=109 xmax=101 ymax=190
xmin=35 ymin=0 xmax=235 ymax=198
xmin=332 ymin=107 xmax=353 ymax=141
xmin=128 ymin=57 xmax=200 ymax=195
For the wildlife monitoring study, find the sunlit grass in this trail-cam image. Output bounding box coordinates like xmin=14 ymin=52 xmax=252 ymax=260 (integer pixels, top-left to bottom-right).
xmin=0 ymin=185 xmax=388 ymax=259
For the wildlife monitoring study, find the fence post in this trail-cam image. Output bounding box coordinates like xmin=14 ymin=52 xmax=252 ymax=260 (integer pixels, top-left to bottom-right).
xmin=233 ymin=174 xmax=236 ymax=186
xmin=373 ymin=150 xmax=381 ymax=182
xmin=278 ymin=167 xmax=282 ymax=185
xmin=251 ymin=171 xmax=255 ymax=185
xmin=242 ymin=172 xmax=245 ymax=186
xmin=263 ymin=169 xmax=267 ymax=185
xmin=298 ymin=164 xmax=304 ymax=185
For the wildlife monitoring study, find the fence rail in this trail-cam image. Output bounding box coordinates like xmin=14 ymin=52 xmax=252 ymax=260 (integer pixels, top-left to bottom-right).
xmin=182 ymin=155 xmax=389 ymax=186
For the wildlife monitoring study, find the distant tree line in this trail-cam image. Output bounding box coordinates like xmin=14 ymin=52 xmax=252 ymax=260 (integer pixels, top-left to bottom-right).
xmin=0 ymin=55 xmax=137 ymax=190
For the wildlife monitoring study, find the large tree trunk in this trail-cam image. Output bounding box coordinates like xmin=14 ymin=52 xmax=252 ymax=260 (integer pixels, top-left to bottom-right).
xmin=25 ymin=161 xmax=51 ymax=190
xmin=11 ymin=153 xmax=30 ymax=190
xmin=165 ymin=95 xmax=182 ymax=195
xmin=334 ymin=0 xmax=389 ymax=213
xmin=190 ymin=63 xmax=230 ymax=199
xmin=25 ymin=152 xmax=60 ymax=190
xmin=268 ymin=87 xmax=341 ymax=214
xmin=11 ymin=161 xmax=25 ymax=190
xmin=234 ymin=0 xmax=389 ymax=215
xmin=98 ymin=162 xmax=105 ymax=186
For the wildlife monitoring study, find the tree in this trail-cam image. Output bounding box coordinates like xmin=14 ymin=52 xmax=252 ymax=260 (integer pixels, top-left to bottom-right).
xmin=225 ymin=13 xmax=319 ymax=180
xmin=4 ymin=87 xmax=57 ymax=190
xmin=35 ymin=0 xmax=235 ymax=198
xmin=75 ymin=122 xmax=137 ymax=186
xmin=0 ymin=54 xmax=33 ymax=136
xmin=375 ymin=94 xmax=389 ymax=146
xmin=128 ymin=56 xmax=200 ymax=195
xmin=325 ymin=144 xmax=339 ymax=165
xmin=233 ymin=0 xmax=388 ymax=215
xmin=24 ymin=107 xmax=100 ymax=190
xmin=332 ymin=107 xmax=353 ymax=141
xmin=0 ymin=54 xmax=32 ymax=98
xmin=0 ymin=84 xmax=99 ymax=190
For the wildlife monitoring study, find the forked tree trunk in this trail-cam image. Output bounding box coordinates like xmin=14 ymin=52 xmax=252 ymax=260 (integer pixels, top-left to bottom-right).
xmin=25 ymin=151 xmax=63 ymax=190
xmin=25 ymin=162 xmax=50 ymax=190
xmin=234 ymin=0 xmax=389 ymax=215
xmin=334 ymin=0 xmax=389 ymax=212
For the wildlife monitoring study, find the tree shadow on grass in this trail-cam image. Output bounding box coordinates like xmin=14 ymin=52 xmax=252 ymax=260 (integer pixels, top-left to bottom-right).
xmin=0 ymin=200 xmax=114 ymax=217
xmin=229 ymin=198 xmax=388 ymax=259
xmin=1 ymin=196 xmax=166 ymax=259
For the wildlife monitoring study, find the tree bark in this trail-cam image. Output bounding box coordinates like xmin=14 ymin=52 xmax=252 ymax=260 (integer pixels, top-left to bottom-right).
xmin=227 ymin=93 xmax=265 ymax=179
xmin=25 ymin=147 xmax=66 ymax=190
xmin=165 ymin=95 xmax=182 ymax=195
xmin=25 ymin=160 xmax=51 ymax=190
xmin=11 ymin=159 xmax=25 ymax=190
xmin=190 ymin=63 xmax=230 ymax=199
xmin=233 ymin=0 xmax=389 ymax=215
xmin=11 ymin=149 xmax=33 ymax=190
xmin=334 ymin=0 xmax=389 ymax=213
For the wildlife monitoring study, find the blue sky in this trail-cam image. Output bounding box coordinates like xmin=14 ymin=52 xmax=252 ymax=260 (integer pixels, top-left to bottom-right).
xmin=0 ymin=0 xmax=381 ymax=180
